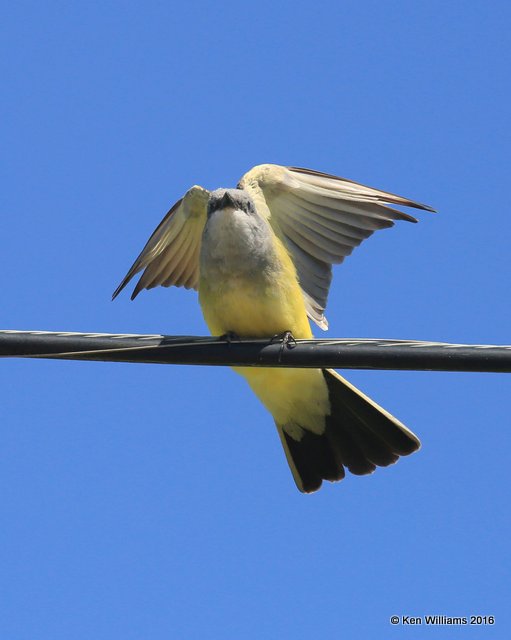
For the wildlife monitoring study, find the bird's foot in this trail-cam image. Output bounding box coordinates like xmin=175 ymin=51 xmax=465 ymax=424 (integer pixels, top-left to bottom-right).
xmin=219 ymin=331 xmax=241 ymax=345
xmin=270 ymin=330 xmax=297 ymax=362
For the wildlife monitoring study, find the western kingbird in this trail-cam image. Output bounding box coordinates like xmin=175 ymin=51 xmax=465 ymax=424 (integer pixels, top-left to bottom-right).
xmin=113 ymin=164 xmax=434 ymax=492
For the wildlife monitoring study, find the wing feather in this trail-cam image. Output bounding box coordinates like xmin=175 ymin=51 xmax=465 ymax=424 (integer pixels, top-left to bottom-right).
xmin=289 ymin=166 xmax=435 ymax=212
xmin=180 ymin=238 xmax=202 ymax=289
xmin=286 ymin=193 xmax=373 ymax=240
xmin=134 ymin=221 xmax=192 ymax=291
xmin=112 ymin=185 xmax=209 ymax=300
xmin=238 ymin=164 xmax=434 ymax=329
xmin=277 ymin=201 xmax=357 ymax=260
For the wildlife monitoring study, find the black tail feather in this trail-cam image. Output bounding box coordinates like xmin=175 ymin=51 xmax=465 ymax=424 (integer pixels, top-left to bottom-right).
xmin=278 ymin=370 xmax=420 ymax=493
xmin=282 ymin=429 xmax=345 ymax=493
xmin=324 ymin=371 xmax=420 ymax=456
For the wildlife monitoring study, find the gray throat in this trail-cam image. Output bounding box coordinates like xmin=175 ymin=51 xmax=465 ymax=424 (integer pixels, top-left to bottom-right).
xmin=200 ymin=204 xmax=279 ymax=281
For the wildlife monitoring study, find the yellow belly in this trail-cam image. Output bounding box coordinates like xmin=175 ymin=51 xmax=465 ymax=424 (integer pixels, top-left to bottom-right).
xmin=236 ymin=365 xmax=329 ymax=435
xmin=199 ymin=276 xmax=311 ymax=338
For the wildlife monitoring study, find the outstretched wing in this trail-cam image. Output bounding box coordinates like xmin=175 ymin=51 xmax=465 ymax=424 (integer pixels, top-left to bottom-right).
xmin=238 ymin=164 xmax=435 ymax=329
xmin=112 ymin=185 xmax=210 ymax=300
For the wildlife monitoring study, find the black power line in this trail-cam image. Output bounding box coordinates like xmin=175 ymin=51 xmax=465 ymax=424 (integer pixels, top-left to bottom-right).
xmin=1 ymin=330 xmax=510 ymax=372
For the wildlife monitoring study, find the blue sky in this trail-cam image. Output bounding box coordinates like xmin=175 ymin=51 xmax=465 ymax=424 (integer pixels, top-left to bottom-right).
xmin=1 ymin=1 xmax=510 ymax=638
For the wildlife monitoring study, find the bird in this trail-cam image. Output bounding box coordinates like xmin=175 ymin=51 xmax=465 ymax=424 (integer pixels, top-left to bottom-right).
xmin=113 ymin=164 xmax=435 ymax=493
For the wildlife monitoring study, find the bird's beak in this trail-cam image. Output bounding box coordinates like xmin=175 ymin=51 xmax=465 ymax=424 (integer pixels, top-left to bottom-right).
xmin=220 ymin=191 xmax=235 ymax=208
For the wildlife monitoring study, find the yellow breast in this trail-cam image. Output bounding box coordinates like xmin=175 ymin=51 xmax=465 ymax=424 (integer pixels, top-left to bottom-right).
xmin=199 ymin=231 xmax=312 ymax=339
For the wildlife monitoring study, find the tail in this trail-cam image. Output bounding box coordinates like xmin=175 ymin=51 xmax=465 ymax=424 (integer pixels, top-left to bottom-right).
xmin=277 ymin=369 xmax=421 ymax=493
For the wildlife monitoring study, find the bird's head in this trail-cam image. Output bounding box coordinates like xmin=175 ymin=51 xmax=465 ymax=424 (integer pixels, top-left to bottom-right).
xmin=207 ymin=189 xmax=256 ymax=217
